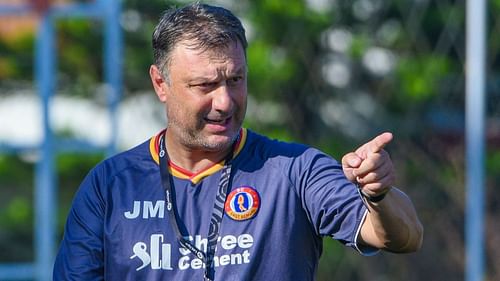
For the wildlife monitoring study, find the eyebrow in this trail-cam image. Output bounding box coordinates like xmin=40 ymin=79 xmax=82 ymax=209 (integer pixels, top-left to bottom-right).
xmin=188 ymin=65 xmax=247 ymax=83
xmin=228 ymin=65 xmax=247 ymax=77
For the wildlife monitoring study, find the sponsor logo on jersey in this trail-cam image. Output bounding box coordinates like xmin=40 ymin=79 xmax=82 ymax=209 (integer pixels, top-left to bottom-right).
xmin=225 ymin=187 xmax=260 ymax=221
xmin=130 ymin=233 xmax=253 ymax=272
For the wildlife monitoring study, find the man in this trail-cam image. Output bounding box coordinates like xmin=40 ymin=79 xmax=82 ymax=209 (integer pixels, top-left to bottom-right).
xmin=54 ymin=3 xmax=423 ymax=281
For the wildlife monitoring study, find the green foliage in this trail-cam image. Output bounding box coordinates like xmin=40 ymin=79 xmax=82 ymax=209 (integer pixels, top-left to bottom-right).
xmin=317 ymin=238 xmax=349 ymax=280
xmin=56 ymin=153 xmax=104 ymax=234
xmin=486 ymin=150 xmax=500 ymax=174
xmin=0 ymin=33 xmax=34 ymax=80
xmin=3 ymin=0 xmax=500 ymax=279
xmin=0 ymin=153 xmax=103 ymax=262
xmin=0 ymin=155 xmax=34 ymax=262
xmin=395 ymin=55 xmax=451 ymax=103
xmin=247 ymin=39 xmax=296 ymax=100
xmin=56 ymin=19 xmax=103 ymax=97
xmin=349 ymin=34 xmax=370 ymax=59
xmin=1 ymin=197 xmax=31 ymax=228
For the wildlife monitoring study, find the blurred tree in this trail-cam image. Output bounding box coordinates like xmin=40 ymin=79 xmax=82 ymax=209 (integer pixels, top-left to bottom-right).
xmin=2 ymin=0 xmax=500 ymax=280
xmin=0 ymin=33 xmax=34 ymax=82
xmin=0 ymin=155 xmax=34 ymax=262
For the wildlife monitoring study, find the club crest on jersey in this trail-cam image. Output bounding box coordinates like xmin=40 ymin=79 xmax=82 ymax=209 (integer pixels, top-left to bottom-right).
xmin=225 ymin=186 xmax=260 ymax=221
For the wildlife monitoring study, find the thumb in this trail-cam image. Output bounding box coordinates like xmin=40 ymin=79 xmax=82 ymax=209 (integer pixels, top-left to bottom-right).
xmin=342 ymin=152 xmax=362 ymax=167
xmin=342 ymin=152 xmax=362 ymax=181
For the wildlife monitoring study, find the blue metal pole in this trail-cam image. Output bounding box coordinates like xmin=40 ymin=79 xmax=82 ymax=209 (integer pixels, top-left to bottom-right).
xmin=465 ymin=0 xmax=486 ymax=280
xmin=1 ymin=1 xmax=121 ymax=280
xmin=104 ymin=0 xmax=122 ymax=156
xmin=34 ymin=11 xmax=56 ymax=281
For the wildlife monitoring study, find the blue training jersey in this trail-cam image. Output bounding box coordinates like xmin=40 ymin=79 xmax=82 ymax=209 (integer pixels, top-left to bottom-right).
xmin=53 ymin=128 xmax=374 ymax=281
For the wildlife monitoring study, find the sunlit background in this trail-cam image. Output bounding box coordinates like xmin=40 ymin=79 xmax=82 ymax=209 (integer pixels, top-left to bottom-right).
xmin=0 ymin=0 xmax=499 ymax=280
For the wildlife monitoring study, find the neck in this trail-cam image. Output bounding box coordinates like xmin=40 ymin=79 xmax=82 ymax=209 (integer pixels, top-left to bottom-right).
xmin=164 ymin=133 xmax=234 ymax=173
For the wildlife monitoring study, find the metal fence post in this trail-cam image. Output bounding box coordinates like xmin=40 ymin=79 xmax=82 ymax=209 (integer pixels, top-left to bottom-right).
xmin=104 ymin=0 xmax=123 ymax=156
xmin=0 ymin=1 xmax=122 ymax=280
xmin=34 ymin=10 xmax=56 ymax=281
xmin=465 ymin=0 xmax=487 ymax=280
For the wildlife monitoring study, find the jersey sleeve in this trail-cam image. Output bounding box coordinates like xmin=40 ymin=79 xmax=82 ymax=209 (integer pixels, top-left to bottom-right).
xmin=292 ymin=148 xmax=377 ymax=254
xmin=53 ymin=166 xmax=107 ymax=280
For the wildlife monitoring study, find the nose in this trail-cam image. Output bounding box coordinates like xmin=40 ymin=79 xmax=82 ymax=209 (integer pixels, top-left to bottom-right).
xmin=212 ymin=84 xmax=233 ymax=113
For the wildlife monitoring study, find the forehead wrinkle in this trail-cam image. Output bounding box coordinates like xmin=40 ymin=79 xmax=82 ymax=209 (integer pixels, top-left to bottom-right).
xmin=169 ymin=39 xmax=246 ymax=81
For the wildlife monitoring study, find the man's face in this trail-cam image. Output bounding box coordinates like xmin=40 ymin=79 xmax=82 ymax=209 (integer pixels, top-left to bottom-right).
xmin=161 ymin=40 xmax=247 ymax=152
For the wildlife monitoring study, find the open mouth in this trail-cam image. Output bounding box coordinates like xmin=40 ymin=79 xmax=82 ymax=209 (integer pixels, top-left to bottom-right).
xmin=205 ymin=116 xmax=231 ymax=125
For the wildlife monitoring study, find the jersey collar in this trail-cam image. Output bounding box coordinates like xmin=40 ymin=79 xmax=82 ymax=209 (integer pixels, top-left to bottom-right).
xmin=150 ymin=128 xmax=247 ymax=184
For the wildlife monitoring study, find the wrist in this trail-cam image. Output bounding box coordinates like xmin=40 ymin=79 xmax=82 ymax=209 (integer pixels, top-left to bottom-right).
xmin=359 ymin=187 xmax=391 ymax=203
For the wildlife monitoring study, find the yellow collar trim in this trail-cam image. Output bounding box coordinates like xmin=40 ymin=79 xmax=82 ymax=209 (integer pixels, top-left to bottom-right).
xmin=149 ymin=128 xmax=247 ymax=184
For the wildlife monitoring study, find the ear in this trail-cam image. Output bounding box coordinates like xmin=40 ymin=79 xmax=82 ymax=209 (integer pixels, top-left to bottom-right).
xmin=149 ymin=64 xmax=169 ymax=103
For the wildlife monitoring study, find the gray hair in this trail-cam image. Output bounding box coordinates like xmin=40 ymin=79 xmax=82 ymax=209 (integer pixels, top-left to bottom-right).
xmin=152 ymin=2 xmax=247 ymax=81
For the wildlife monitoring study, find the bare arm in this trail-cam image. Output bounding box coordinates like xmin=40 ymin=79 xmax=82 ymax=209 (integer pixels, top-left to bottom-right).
xmin=358 ymin=187 xmax=423 ymax=252
xmin=342 ymin=132 xmax=423 ymax=252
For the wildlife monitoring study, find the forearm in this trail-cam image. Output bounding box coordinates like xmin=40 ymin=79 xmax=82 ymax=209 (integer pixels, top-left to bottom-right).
xmin=360 ymin=187 xmax=424 ymax=253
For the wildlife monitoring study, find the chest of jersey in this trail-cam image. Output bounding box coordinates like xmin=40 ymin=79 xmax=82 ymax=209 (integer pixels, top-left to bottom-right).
xmin=102 ymin=163 xmax=317 ymax=280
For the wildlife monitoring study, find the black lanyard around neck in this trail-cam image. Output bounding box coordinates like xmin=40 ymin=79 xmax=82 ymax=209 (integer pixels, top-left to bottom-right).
xmin=158 ymin=132 xmax=235 ymax=281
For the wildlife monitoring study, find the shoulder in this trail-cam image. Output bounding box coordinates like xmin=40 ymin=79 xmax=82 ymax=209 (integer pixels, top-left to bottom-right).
xmin=84 ymin=137 xmax=156 ymax=189
xmin=244 ymin=129 xmax=308 ymax=157
xmin=239 ymin=130 xmax=340 ymax=175
xmin=244 ymin=129 xmax=336 ymax=162
xmin=71 ymin=137 xmax=157 ymax=208
xmin=103 ymin=139 xmax=154 ymax=170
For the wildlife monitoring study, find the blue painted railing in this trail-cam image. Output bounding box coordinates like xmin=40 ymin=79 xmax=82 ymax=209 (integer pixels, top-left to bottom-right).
xmin=0 ymin=1 xmax=122 ymax=280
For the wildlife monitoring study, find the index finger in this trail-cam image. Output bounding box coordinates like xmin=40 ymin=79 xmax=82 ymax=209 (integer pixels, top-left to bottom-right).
xmin=367 ymin=132 xmax=393 ymax=153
